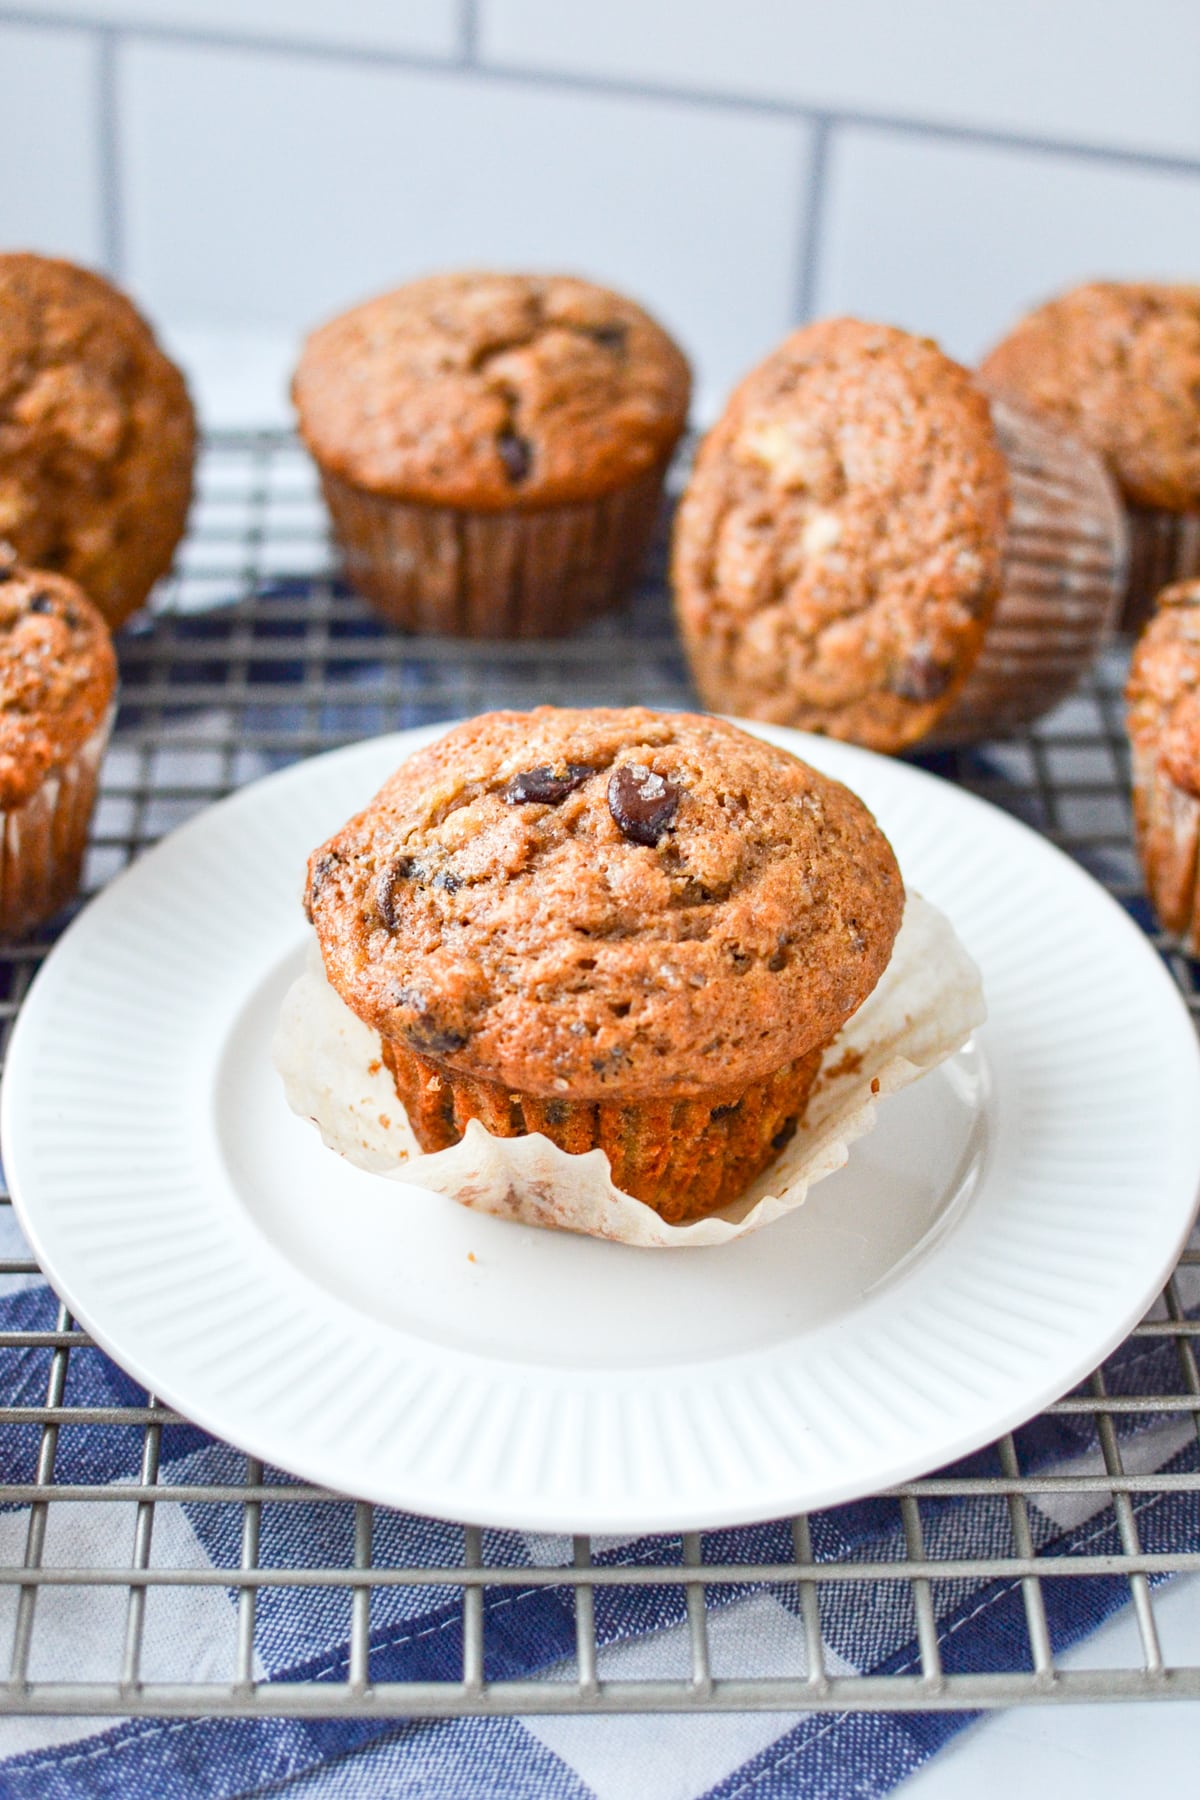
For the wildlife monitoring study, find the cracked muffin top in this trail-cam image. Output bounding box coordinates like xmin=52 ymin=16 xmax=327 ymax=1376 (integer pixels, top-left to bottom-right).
xmin=292 ymin=272 xmax=692 ymax=510
xmin=305 ymin=707 xmax=904 ymax=1099
xmin=980 ymin=282 xmax=1200 ymax=512
xmin=672 ymin=319 xmax=1010 ymax=753
xmin=0 ymin=556 xmax=116 ymax=808
xmin=0 ymin=253 xmax=195 ymax=629
xmin=1126 ymin=581 xmax=1200 ymax=795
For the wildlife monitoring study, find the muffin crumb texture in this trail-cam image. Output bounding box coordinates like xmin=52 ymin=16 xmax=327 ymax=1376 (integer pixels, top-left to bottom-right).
xmin=0 ymin=558 xmax=116 ymax=809
xmin=293 ymin=271 xmax=691 ymax=510
xmin=1126 ymin=582 xmax=1200 ymax=950
xmin=980 ymin=282 xmax=1200 ymax=512
xmin=672 ymin=319 xmax=1009 ymax=752
xmin=0 ymin=253 xmax=195 ymax=627
xmin=306 ymin=707 xmax=904 ymax=1102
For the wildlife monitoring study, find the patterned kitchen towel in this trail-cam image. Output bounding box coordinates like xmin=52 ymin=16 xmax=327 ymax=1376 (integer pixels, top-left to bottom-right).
xmin=0 ymin=1214 xmax=1194 ymax=1800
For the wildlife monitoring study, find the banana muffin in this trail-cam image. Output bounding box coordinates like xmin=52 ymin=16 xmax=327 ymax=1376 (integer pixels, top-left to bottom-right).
xmin=0 ymin=253 xmax=195 ymax=630
xmin=293 ymin=272 xmax=691 ymax=637
xmin=303 ymin=706 xmax=904 ymax=1223
xmin=672 ymin=318 xmax=1125 ymax=751
xmin=0 ymin=553 xmax=116 ymax=935
xmin=981 ymin=282 xmax=1200 ymax=629
xmin=1125 ymin=580 xmax=1200 ymax=951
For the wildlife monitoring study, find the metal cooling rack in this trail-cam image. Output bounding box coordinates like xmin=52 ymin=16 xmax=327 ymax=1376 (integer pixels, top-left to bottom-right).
xmin=0 ymin=427 xmax=1197 ymax=1721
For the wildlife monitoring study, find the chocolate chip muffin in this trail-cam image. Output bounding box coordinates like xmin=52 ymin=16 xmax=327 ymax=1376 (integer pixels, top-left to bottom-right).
xmin=304 ymin=707 xmax=904 ymax=1223
xmin=1125 ymin=581 xmax=1200 ymax=951
xmin=0 ymin=254 xmax=195 ymax=630
xmin=672 ymin=318 xmax=1125 ymax=751
xmin=293 ymin=272 xmax=691 ymax=637
xmin=980 ymin=283 xmax=1200 ymax=629
xmin=0 ymin=553 xmax=117 ymax=935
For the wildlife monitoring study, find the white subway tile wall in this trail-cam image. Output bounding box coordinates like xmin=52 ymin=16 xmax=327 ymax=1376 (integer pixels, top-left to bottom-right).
xmin=11 ymin=0 xmax=461 ymax=57
xmin=118 ymin=39 xmax=809 ymax=419
xmin=1 ymin=1 xmax=1199 ymax=424
xmin=0 ymin=22 xmax=104 ymax=265
xmin=816 ymin=128 xmax=1200 ymax=363
xmin=482 ymin=0 xmax=1200 ymax=159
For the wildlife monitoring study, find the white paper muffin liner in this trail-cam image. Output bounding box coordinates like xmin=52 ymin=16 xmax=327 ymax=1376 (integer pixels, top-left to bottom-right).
xmin=273 ymin=891 xmax=984 ymax=1248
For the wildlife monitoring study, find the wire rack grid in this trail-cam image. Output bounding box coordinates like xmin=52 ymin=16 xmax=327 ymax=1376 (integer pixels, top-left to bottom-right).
xmin=0 ymin=427 xmax=1197 ymax=1723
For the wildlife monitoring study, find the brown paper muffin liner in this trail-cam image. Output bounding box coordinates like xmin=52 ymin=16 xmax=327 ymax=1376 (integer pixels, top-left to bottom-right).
xmin=931 ymin=399 xmax=1127 ymax=743
xmin=1129 ymin=741 xmax=1200 ymax=954
xmin=380 ymin=1035 xmax=824 ymax=1226
xmin=319 ymin=457 xmax=671 ymax=639
xmin=1121 ymin=506 xmax=1200 ymax=635
xmin=274 ymin=892 xmax=985 ymax=1247
xmin=0 ymin=708 xmax=113 ymax=939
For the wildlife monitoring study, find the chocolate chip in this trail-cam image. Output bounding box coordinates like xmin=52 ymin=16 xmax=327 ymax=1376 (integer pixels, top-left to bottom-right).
xmin=711 ymin=1102 xmax=740 ymax=1120
xmin=767 ymin=941 xmax=789 ymax=973
xmin=588 ymin=323 xmax=627 ymax=352
xmin=544 ymin=1100 xmax=569 ymax=1126
xmin=306 ymin=850 xmax=342 ymax=918
xmin=504 ymin=763 xmax=593 ymax=805
xmin=373 ymin=857 xmax=417 ymax=931
xmin=403 ymin=1023 xmax=468 ymax=1057
xmin=63 ymin=606 xmax=81 ymax=629
xmin=771 ymin=1117 xmax=799 ymax=1153
xmin=888 ymin=646 xmax=953 ymax=704
xmin=607 ymin=764 xmax=681 ymax=846
xmin=497 ymin=431 xmax=533 ymax=484
xmin=432 ymin=869 xmax=462 ymax=893
xmin=27 ymin=592 xmax=54 ymax=615
xmin=389 ymin=983 xmax=468 ymax=1056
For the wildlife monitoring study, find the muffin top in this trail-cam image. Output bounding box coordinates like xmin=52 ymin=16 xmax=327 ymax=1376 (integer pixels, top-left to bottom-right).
xmin=1126 ymin=581 xmax=1200 ymax=795
xmin=980 ymin=282 xmax=1200 ymax=512
xmin=0 ymin=253 xmax=195 ymax=628
xmin=306 ymin=707 xmax=904 ymax=1099
xmin=292 ymin=272 xmax=692 ymax=510
xmin=671 ymin=319 xmax=1009 ymax=753
xmin=0 ymin=556 xmax=117 ymax=808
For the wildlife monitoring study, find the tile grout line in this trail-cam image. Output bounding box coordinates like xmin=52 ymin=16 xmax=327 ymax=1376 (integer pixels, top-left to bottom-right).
xmin=794 ymin=114 xmax=832 ymax=323
xmin=3 ymin=5 xmax=1200 ymax=181
xmin=95 ymin=24 xmax=123 ymax=279
xmin=458 ymin=0 xmax=478 ymax=67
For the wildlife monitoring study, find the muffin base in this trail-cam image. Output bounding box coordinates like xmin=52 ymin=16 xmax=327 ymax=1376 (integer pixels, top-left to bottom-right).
xmin=1122 ymin=505 xmax=1200 ymax=635
xmin=320 ymin=458 xmax=671 ymax=639
xmin=1130 ymin=741 xmax=1200 ymax=954
xmin=380 ymin=1036 xmax=825 ymax=1225
xmin=0 ymin=709 xmax=112 ymax=939
xmin=930 ymin=400 xmax=1127 ymax=743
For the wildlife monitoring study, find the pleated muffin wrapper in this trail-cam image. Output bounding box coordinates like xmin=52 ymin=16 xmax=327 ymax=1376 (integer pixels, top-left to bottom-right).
xmin=1122 ymin=506 xmax=1200 ymax=635
xmin=319 ymin=454 xmax=671 ymax=640
xmin=929 ymin=398 xmax=1127 ymax=744
xmin=0 ymin=704 xmax=114 ymax=939
xmin=1129 ymin=739 xmax=1200 ymax=955
xmin=273 ymin=890 xmax=985 ymax=1248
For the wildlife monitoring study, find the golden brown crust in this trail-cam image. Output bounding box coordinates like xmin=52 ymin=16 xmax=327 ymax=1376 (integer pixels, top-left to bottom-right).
xmin=671 ymin=319 xmax=1009 ymax=753
xmin=1127 ymin=582 xmax=1200 ymax=793
xmin=0 ymin=558 xmax=116 ymax=808
xmin=1125 ymin=582 xmax=1200 ymax=949
xmin=381 ymin=1036 xmax=823 ymax=1223
xmin=292 ymin=271 xmax=691 ymax=510
xmin=0 ymin=253 xmax=195 ymax=628
xmin=307 ymin=707 xmax=903 ymax=1099
xmin=980 ymin=282 xmax=1200 ymax=512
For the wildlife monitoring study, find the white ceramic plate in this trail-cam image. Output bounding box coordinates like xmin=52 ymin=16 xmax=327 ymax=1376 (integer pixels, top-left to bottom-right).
xmin=5 ymin=723 xmax=1199 ymax=1534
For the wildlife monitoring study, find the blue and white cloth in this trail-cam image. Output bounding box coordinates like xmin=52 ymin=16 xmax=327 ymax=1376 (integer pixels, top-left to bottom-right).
xmin=0 ymin=1204 xmax=1195 ymax=1800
